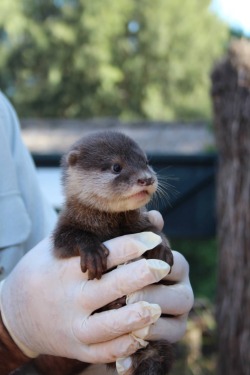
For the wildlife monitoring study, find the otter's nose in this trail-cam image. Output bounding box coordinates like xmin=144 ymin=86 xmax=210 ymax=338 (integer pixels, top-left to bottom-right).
xmin=137 ymin=177 xmax=155 ymax=186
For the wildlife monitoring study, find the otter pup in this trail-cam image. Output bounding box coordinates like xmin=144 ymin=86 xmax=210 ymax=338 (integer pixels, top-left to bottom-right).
xmin=54 ymin=131 xmax=173 ymax=277
xmin=53 ymin=131 xmax=174 ymax=375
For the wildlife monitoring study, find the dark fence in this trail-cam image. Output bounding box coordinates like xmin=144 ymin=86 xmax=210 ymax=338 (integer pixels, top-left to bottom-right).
xmin=32 ymin=153 xmax=217 ymax=239
xmin=148 ymin=154 xmax=217 ymax=239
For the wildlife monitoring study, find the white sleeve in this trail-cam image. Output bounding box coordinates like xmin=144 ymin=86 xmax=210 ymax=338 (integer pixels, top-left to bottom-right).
xmin=0 ymin=91 xmax=57 ymax=279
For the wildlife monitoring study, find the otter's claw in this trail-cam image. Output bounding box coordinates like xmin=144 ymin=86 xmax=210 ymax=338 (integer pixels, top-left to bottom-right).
xmin=80 ymin=243 xmax=109 ymax=280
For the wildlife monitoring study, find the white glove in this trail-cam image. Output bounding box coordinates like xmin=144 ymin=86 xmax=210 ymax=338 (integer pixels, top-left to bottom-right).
xmin=116 ymin=250 xmax=194 ymax=374
xmin=0 ymin=232 xmax=170 ymax=364
xmin=127 ymin=250 xmax=194 ymax=341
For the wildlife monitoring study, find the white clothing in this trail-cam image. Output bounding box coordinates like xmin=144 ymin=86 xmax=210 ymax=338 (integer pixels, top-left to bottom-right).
xmin=0 ymin=91 xmax=57 ymax=281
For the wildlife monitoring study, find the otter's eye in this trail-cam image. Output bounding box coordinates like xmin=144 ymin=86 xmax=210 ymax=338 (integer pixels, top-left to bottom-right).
xmin=112 ymin=163 xmax=122 ymax=174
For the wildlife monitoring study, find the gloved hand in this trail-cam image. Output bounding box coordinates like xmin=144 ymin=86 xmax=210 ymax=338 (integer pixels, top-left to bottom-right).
xmin=82 ymin=210 xmax=194 ymax=375
xmin=0 ymin=232 xmax=170 ymax=364
xmin=127 ymin=249 xmax=194 ymax=342
xmin=116 ymin=211 xmax=194 ymax=374
xmin=83 ymin=247 xmax=194 ymax=375
xmin=143 ymin=210 xmax=193 ymax=343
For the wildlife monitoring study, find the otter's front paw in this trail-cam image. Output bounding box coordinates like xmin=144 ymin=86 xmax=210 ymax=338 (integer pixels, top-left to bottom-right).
xmin=80 ymin=243 xmax=109 ymax=280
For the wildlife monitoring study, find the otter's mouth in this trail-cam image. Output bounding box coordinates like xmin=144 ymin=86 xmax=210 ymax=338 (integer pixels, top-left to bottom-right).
xmin=129 ymin=190 xmax=150 ymax=200
xmin=124 ymin=189 xmax=153 ymax=203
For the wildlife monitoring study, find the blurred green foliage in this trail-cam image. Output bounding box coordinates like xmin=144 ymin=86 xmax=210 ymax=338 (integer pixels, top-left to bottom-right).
xmin=0 ymin=0 xmax=228 ymax=119
xmin=172 ymin=238 xmax=217 ymax=301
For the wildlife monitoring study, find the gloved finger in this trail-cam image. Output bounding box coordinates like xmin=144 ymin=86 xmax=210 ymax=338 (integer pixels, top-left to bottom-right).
xmin=81 ymin=258 xmax=170 ymax=312
xmin=163 ymin=250 xmax=190 ymax=282
xmin=104 ymin=232 xmax=162 ymax=269
xmin=74 ymin=301 xmax=161 ymax=344
xmin=77 ymin=334 xmax=145 ymax=364
xmin=127 ymin=283 xmax=194 ymax=316
xmin=140 ymin=315 xmax=188 ymax=343
xmin=145 ymin=210 xmax=164 ymax=231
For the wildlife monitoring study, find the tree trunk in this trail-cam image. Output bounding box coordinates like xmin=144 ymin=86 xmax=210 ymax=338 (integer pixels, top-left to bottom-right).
xmin=211 ymin=39 xmax=250 ymax=375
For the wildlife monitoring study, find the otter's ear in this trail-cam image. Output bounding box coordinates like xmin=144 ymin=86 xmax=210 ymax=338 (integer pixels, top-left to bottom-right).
xmin=66 ymin=150 xmax=80 ymax=166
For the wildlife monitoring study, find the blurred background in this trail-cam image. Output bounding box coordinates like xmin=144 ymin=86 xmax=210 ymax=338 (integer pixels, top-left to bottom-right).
xmin=1 ymin=1 xmax=249 ymax=374
xmin=0 ymin=0 xmax=231 ymax=120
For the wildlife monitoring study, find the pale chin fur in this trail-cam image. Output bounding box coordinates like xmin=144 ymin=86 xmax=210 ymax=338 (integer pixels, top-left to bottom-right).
xmin=65 ymin=167 xmax=157 ymax=212
xmin=106 ymin=192 xmax=152 ymax=212
xmin=77 ymin=191 xmax=152 ymax=212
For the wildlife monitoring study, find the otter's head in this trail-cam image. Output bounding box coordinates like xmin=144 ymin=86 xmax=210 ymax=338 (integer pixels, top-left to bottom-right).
xmin=62 ymin=131 xmax=158 ymax=212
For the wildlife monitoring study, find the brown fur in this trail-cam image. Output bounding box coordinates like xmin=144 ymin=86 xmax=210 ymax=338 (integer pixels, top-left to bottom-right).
xmin=33 ymin=131 xmax=174 ymax=374
xmin=33 ymin=355 xmax=88 ymax=375
xmin=0 ymin=312 xmax=30 ymax=374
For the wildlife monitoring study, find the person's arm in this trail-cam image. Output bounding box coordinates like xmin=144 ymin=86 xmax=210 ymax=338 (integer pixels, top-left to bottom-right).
xmin=0 ymin=91 xmax=57 ymax=282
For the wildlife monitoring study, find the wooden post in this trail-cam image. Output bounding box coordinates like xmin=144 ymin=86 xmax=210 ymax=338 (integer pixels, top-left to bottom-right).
xmin=211 ymin=39 xmax=250 ymax=375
